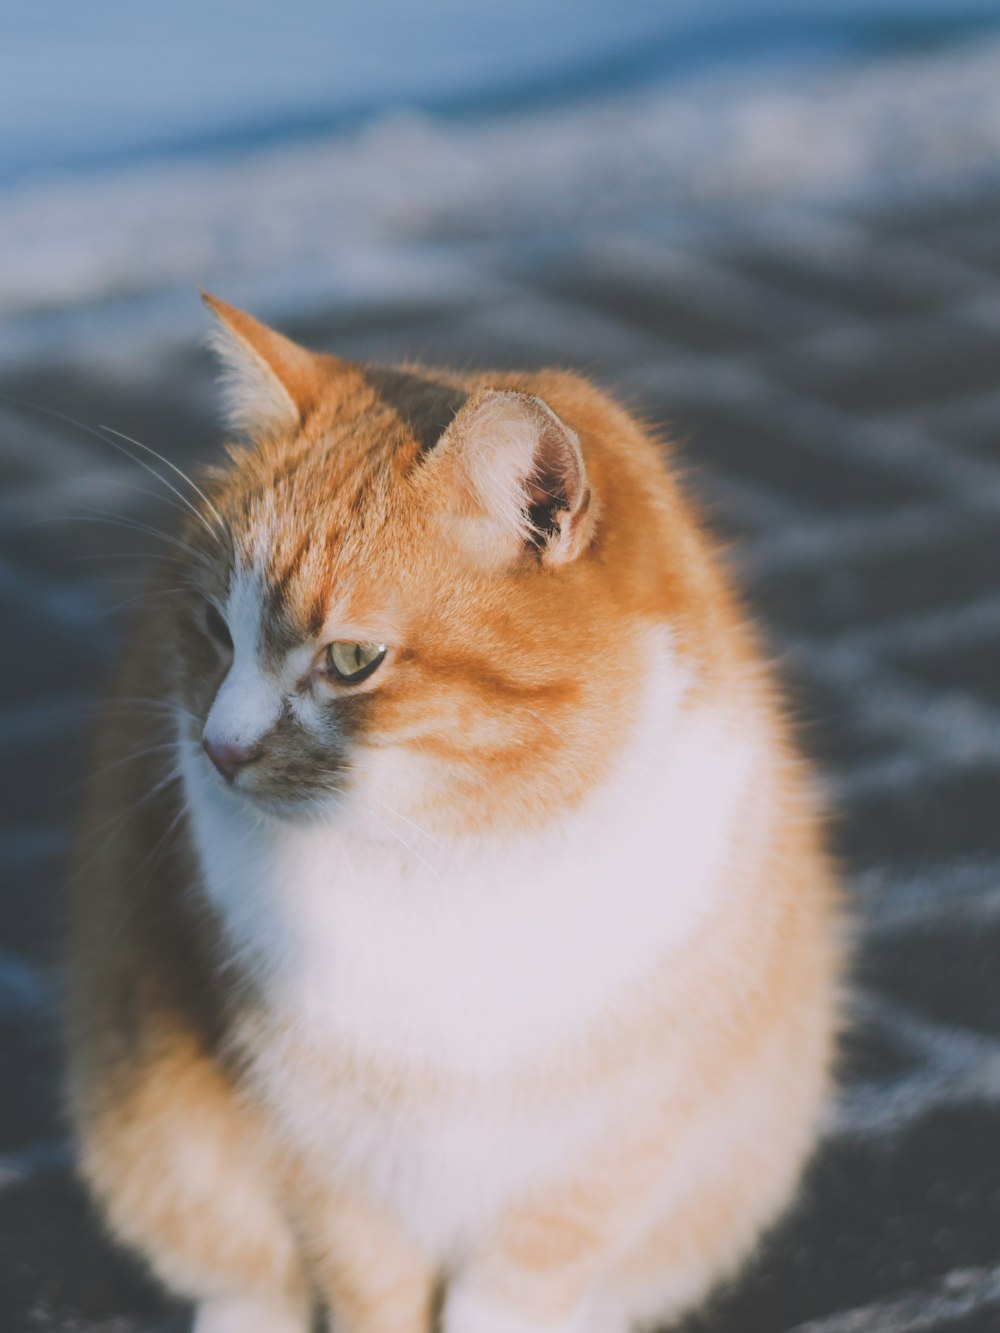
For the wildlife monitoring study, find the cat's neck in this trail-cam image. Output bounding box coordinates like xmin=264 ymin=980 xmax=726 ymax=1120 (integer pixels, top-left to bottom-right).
xmin=178 ymin=628 xmax=771 ymax=1073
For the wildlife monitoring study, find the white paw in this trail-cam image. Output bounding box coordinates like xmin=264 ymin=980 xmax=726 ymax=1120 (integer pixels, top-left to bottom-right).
xmin=443 ymin=1287 xmax=591 ymax=1333
xmin=192 ymin=1293 xmax=311 ymax=1333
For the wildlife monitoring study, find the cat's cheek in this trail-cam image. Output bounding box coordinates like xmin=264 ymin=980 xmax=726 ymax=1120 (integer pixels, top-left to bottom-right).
xmin=286 ymin=695 xmax=355 ymax=772
xmin=287 ymin=691 xmax=331 ymax=737
xmin=346 ymin=741 xmax=443 ymax=832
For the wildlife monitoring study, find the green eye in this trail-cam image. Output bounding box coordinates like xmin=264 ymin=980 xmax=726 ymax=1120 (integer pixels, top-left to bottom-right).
xmin=326 ymin=641 xmax=387 ymax=684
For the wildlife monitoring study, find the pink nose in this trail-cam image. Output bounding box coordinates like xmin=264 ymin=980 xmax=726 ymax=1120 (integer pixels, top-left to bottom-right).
xmin=202 ymin=736 xmax=261 ymax=782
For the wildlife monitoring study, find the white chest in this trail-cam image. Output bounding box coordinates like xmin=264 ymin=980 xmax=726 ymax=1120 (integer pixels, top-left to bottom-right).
xmin=178 ymin=648 xmax=768 ymax=1248
xmin=184 ymin=706 xmax=760 ymax=1072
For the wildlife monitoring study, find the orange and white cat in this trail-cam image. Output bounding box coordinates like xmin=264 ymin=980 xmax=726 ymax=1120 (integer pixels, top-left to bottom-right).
xmin=66 ymin=296 xmax=842 ymax=1333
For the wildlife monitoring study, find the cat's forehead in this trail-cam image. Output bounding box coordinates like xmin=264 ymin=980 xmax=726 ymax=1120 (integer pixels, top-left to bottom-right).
xmin=218 ymin=450 xmax=408 ymax=658
xmin=206 ymin=368 xmax=469 ymax=650
xmin=229 ymin=497 xmax=397 ymax=652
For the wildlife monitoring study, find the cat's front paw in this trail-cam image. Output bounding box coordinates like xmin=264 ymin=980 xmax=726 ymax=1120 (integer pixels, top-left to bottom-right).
xmin=192 ymin=1293 xmax=312 ymax=1333
xmin=443 ymin=1287 xmax=592 ymax=1333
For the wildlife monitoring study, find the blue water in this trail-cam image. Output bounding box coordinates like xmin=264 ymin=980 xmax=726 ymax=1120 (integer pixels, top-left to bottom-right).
xmin=4 ymin=0 xmax=1000 ymax=189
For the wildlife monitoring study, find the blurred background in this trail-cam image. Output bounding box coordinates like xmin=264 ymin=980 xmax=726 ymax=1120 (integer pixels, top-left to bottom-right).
xmin=3 ymin=3 xmax=1000 ymax=1330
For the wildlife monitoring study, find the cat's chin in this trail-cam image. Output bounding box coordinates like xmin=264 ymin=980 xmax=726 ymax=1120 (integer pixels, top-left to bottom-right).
xmin=210 ymin=773 xmax=348 ymax=827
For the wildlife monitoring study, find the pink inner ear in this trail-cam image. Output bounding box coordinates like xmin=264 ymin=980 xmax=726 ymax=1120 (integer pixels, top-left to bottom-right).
xmin=524 ymin=411 xmax=588 ymax=547
xmin=422 ymin=387 xmax=594 ymax=567
xmin=530 ymin=430 xmax=575 ymax=504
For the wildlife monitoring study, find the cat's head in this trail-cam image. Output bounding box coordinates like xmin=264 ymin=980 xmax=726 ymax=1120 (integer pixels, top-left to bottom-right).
xmin=166 ymin=296 xmax=709 ymax=838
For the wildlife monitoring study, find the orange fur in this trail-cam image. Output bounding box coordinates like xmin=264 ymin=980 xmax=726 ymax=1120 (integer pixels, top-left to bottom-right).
xmin=66 ymin=299 xmax=843 ymax=1333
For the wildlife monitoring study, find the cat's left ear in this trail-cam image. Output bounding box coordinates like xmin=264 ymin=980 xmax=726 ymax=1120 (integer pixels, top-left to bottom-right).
xmin=201 ymin=292 xmax=330 ymax=435
xmin=422 ymin=389 xmax=596 ymax=568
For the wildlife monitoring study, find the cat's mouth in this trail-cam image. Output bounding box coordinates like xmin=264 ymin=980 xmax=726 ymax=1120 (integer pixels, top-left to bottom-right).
xmin=198 ymin=740 xmax=351 ymax=821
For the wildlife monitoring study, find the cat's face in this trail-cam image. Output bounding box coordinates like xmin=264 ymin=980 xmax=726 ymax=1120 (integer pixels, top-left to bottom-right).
xmin=166 ymin=298 xmax=697 ymax=839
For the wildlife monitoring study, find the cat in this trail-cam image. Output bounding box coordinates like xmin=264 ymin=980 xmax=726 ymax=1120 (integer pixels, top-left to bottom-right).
xmin=66 ymin=294 xmax=843 ymax=1333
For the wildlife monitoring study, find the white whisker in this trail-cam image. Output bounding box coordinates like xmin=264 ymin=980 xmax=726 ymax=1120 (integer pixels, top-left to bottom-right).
xmin=60 ymin=506 xmax=207 ymax=562
xmin=100 ymin=424 xmax=227 ymax=539
xmin=0 ymin=392 xmax=224 ymax=547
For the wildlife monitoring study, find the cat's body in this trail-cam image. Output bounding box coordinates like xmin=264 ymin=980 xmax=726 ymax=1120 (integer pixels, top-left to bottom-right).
xmin=67 ymin=300 xmax=841 ymax=1333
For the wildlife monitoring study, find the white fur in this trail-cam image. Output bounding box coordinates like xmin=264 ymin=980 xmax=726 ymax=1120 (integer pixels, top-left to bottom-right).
xmin=180 ymin=626 xmax=774 ymax=1269
xmin=443 ymin=1288 xmax=594 ymax=1333
xmin=434 ymin=390 xmax=585 ymax=562
xmin=458 ymin=394 xmax=546 ymax=547
xmin=203 ymin=570 xmax=283 ymax=753
xmin=206 ymin=322 xmax=301 ymax=437
xmin=193 ymin=1295 xmax=309 ymax=1333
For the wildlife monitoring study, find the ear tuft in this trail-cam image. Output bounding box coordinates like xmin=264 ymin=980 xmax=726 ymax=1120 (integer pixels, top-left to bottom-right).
xmin=201 ymin=292 xmax=324 ymax=436
xmin=424 ymin=389 xmax=595 ymax=568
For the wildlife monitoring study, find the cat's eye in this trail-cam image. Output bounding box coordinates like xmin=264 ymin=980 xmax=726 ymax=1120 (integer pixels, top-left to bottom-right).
xmin=325 ymin=640 xmax=386 ymax=684
xmin=204 ymin=601 xmax=232 ymax=651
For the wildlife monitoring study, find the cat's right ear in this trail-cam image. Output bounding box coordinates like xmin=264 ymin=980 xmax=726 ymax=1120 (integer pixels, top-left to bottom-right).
xmin=418 ymin=388 xmax=597 ymax=569
xmin=201 ymin=292 xmax=328 ymax=435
